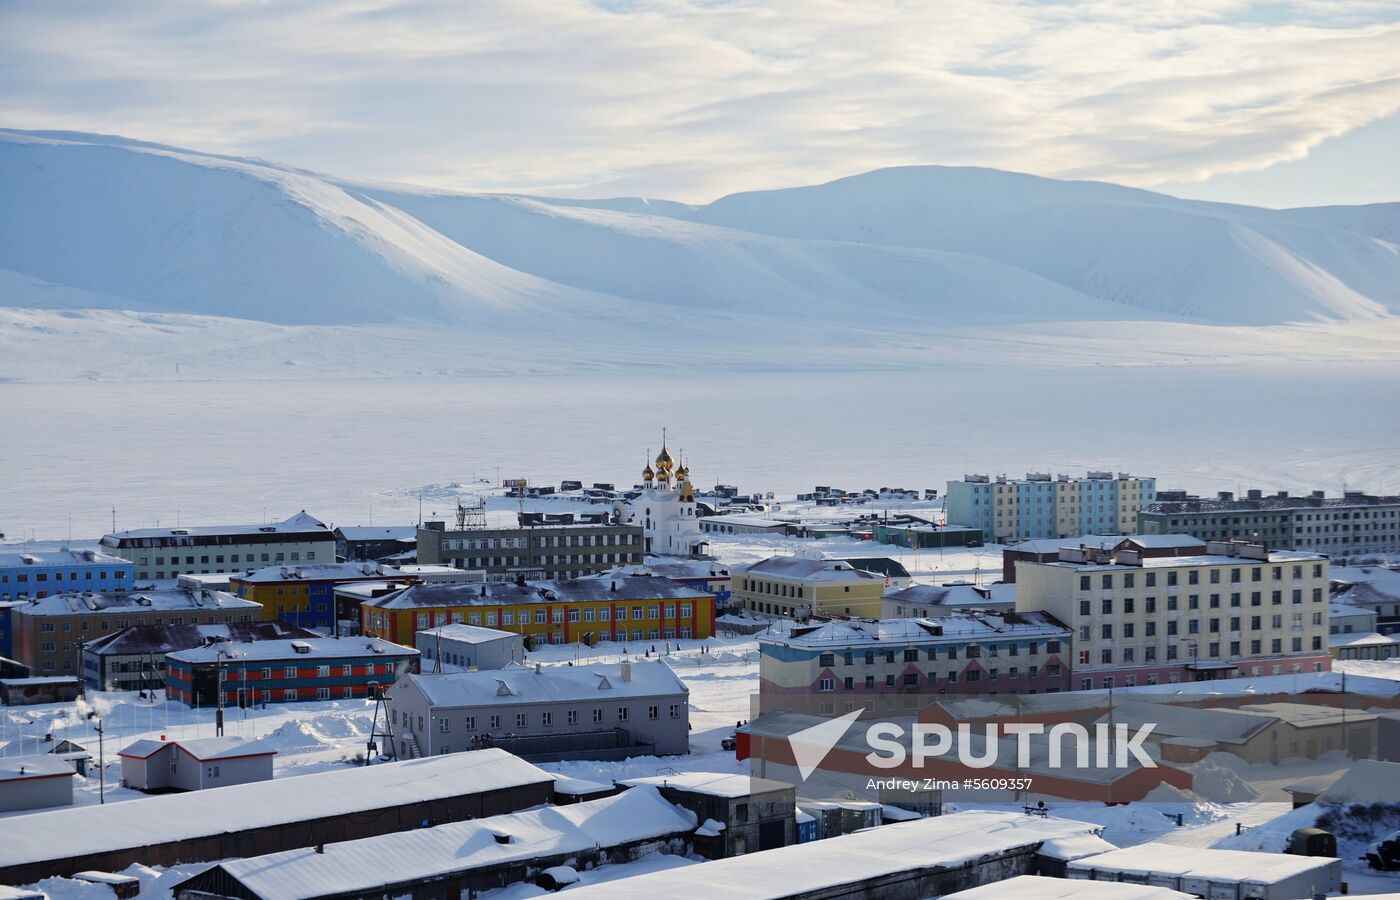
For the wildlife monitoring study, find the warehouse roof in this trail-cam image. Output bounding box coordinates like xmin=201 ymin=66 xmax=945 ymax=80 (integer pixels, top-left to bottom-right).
xmin=399 ymin=659 xmax=686 ymax=708
xmin=334 ymin=526 xmax=417 ymax=541
xmin=0 ymin=750 xmax=553 ymax=871
xmin=944 ymin=875 xmax=1192 ymax=899
xmin=83 ymin=621 xmax=319 ymax=656
xmin=234 ymin=562 xmax=397 ymax=583
xmin=173 ymin=786 xmax=695 ymax=900
xmin=561 ymin=810 xmax=1102 ymax=898
xmin=1070 ymin=844 xmax=1337 ymax=883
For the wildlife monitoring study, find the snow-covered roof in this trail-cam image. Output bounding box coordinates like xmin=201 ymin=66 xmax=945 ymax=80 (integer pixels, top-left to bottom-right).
xmin=1311 ymin=759 xmax=1400 ymax=803
xmin=561 ymin=810 xmax=1103 ymax=898
xmin=883 ymin=582 xmax=997 ymax=608
xmin=606 ymin=560 xmax=731 ymax=580
xmin=1233 ymin=701 xmax=1377 ymax=728
xmin=416 ymin=623 xmax=520 ymax=645
xmin=82 ymin=621 xmax=319 ymax=656
xmin=334 ymin=526 xmax=417 ymax=541
xmin=620 ymin=772 xmax=794 ymax=799
xmin=0 ymin=754 xmax=76 ymax=782
xmin=765 ymin=612 xmax=1068 ymax=649
xmin=1329 ymin=600 xmax=1377 ymax=618
xmin=12 ymin=588 xmax=260 ymax=617
xmin=101 ymin=511 xmax=330 ymax=541
xmin=699 ymin=513 xmax=791 ymax=528
xmin=399 ymin=659 xmax=686 ymax=708
xmin=175 ymin=786 xmax=696 ymax=900
xmin=118 ymin=736 xmax=276 ymax=761
xmin=1010 ymin=535 xmax=1120 ymax=554
xmin=0 ymin=750 xmax=553 ymax=872
xmin=742 ymin=557 xmax=877 ymax=581
xmin=1041 ymin=550 xmax=1323 ymax=571
xmin=0 ymin=548 xmax=129 ymax=568
xmin=1119 ymin=534 xmax=1209 ymax=550
xmin=1070 ymin=844 xmax=1337 ymax=883
xmin=1096 ymin=701 xmax=1275 ymax=745
xmin=168 ymin=636 xmax=416 ymax=664
xmin=0 ymin=886 xmax=45 ymax=900
xmin=234 ymin=562 xmax=396 ymax=583
xmin=1331 ymin=631 xmax=1400 ymax=647
xmin=1036 ymin=832 xmax=1120 ymax=861
xmin=943 ymin=875 xmax=1192 ymax=899
xmin=364 ymin=574 xmax=712 ymax=610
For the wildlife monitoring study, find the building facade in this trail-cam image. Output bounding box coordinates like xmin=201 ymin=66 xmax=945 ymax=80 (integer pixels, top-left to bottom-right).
xmin=100 ymin=512 xmax=335 ymax=582
xmin=388 ymin=659 xmax=689 ymax=760
xmin=759 ymin=613 xmax=1072 ymax=705
xmin=417 ymin=522 xmax=643 ymax=581
xmin=947 ymin=472 xmax=1157 ymax=543
xmin=734 ymin=557 xmax=884 ymax=619
xmin=1016 ymin=540 xmax=1332 ymax=689
xmin=9 ymin=589 xmax=261 ymax=676
xmin=164 ymin=637 xmax=419 ymax=706
xmin=333 ymin=526 xmax=417 ymax=562
xmin=0 ymin=549 xmax=133 ymax=601
xmin=1139 ymin=490 xmax=1400 ymax=561
xmin=416 ymin=624 xmax=525 ymax=670
xmin=118 ymin=738 xmax=276 ymax=792
xmin=82 ymin=621 xmax=320 ymax=692
xmin=361 ymin=575 xmax=716 ymax=647
xmin=230 ymin=562 xmax=423 ymax=630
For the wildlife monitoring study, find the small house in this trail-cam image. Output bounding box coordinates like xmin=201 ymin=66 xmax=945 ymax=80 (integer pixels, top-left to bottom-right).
xmin=0 ymin=754 xmax=76 ymax=812
xmin=118 ymin=737 xmax=275 ymax=792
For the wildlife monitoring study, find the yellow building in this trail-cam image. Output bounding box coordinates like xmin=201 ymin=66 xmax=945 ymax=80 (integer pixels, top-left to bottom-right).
xmin=359 ymin=575 xmax=716 ymax=647
xmin=733 ymin=557 xmax=884 ymax=619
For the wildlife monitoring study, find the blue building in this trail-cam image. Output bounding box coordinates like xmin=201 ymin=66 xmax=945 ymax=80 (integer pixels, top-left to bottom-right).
xmin=0 ymin=550 xmax=134 ymax=657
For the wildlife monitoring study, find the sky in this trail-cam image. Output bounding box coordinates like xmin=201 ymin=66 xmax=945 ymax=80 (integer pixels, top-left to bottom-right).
xmin=1 ymin=0 xmax=1399 ymax=206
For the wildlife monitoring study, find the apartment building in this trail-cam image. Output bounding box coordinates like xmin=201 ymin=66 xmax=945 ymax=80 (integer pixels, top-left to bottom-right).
xmin=388 ymin=659 xmax=689 ymax=760
xmin=1139 ymin=490 xmax=1400 ymax=561
xmin=8 ymin=589 xmax=261 ymax=676
xmin=0 ymin=549 xmax=133 ymax=601
xmin=416 ymin=521 xmax=643 ymax=580
xmin=733 ymin=557 xmax=884 ymax=619
xmin=360 ymin=575 xmax=716 ymax=647
xmin=100 ymin=512 xmax=335 ymax=582
xmin=946 ymin=472 xmax=1157 ymax=543
xmin=81 ymin=620 xmax=319 ymax=691
xmin=230 ymin=562 xmax=483 ymax=630
xmin=1016 ymin=540 xmax=1331 ymax=690
xmin=164 ymin=636 xmax=419 ymax=706
xmin=759 ymin=612 xmax=1072 ymax=707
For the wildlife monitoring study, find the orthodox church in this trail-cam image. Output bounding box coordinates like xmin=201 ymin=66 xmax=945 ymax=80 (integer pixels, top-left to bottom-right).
xmin=628 ymin=436 xmax=708 ymax=557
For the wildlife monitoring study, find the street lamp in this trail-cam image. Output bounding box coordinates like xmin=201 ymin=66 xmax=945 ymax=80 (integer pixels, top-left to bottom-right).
xmin=86 ymin=713 xmax=105 ymax=804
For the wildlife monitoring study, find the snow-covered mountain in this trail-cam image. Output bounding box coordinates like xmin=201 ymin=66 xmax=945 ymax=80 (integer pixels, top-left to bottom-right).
xmin=1 ymin=127 xmax=1398 ymax=378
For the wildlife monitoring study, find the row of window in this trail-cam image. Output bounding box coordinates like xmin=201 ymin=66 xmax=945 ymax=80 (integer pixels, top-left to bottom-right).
xmin=0 ymin=569 xmax=125 ymax=584
xmin=1078 ymin=564 xmax=1322 ymax=591
xmin=1079 ymin=611 xmax=1323 ymax=641
xmin=816 ymin=641 xmax=1062 ymax=667
xmin=817 ymin=665 xmax=1061 ymax=691
xmin=138 ymin=550 xmax=318 ymax=569
xmin=1077 ymin=634 xmax=1323 ymax=665
xmin=413 ymin=604 xmax=694 ymax=630
xmin=1078 ymin=588 xmax=1325 ymax=616
xmin=399 ymin=702 xmax=684 ymax=733
xmin=1080 ymin=661 xmax=1325 ymax=688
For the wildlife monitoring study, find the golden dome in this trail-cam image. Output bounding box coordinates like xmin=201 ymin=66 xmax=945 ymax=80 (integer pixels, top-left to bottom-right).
xmin=677 ymin=463 xmax=689 ymax=480
xmin=642 ymin=464 xmax=654 ymax=482
xmin=655 ymin=445 xmax=674 ymax=473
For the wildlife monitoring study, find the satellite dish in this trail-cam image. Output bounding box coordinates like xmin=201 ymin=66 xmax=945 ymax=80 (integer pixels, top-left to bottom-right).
xmin=611 ymin=500 xmax=630 ymax=524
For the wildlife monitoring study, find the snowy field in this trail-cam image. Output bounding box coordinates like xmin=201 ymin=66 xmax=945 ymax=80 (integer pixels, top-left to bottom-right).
xmin=3 ymin=363 xmax=1399 ymax=541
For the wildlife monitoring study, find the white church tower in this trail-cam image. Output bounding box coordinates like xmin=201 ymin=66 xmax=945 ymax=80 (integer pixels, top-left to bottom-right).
xmin=630 ymin=432 xmax=708 ymax=557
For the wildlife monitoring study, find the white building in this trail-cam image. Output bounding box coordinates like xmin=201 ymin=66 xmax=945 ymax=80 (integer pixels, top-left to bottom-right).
xmin=101 ymin=511 xmax=335 ymax=582
xmin=118 ymin=737 xmax=276 ymax=792
xmin=947 ymin=472 xmax=1157 ymax=543
xmin=624 ymin=438 xmax=708 ymax=557
xmin=0 ymin=755 xmax=76 ymax=813
xmin=1016 ymin=539 xmax=1331 ymax=689
xmin=416 ymin=623 xmax=525 ymax=670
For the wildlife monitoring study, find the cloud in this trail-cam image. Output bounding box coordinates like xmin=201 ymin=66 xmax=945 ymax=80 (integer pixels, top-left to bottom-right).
xmin=0 ymin=0 xmax=1397 ymax=200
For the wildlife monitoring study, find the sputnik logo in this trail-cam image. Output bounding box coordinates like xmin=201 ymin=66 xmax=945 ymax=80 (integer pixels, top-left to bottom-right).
xmin=788 ymin=709 xmax=863 ymax=780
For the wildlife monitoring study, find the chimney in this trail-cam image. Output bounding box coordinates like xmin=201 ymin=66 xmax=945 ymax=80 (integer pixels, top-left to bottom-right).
xmin=1247 ymin=489 xmax=1262 ymax=501
xmin=315 ymin=844 xmax=324 ymax=854
xmin=620 ymin=660 xmax=632 ymax=682
xmin=1311 ymin=490 xmax=1325 ymax=499
xmin=515 ymin=574 xmax=526 ymax=588
xmin=610 ymin=580 xmax=617 ymax=592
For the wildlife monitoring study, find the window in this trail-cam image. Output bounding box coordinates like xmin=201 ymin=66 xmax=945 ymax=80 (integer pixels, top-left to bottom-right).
xmin=567 ymin=709 xmax=578 ymax=725
xmin=516 ymin=712 xmax=527 ymax=727
xmin=648 ymin=705 xmax=659 ymax=719
xmin=618 ymin=707 xmax=629 ymax=722
xmin=283 ymin=689 xmax=297 ymax=701
xmin=669 ymin=703 xmax=681 ymax=718
xmin=490 ymin=714 xmax=501 ymax=728
xmin=819 ymin=677 xmax=835 ymax=692
xmin=284 ymin=666 xmax=297 ymax=678
xmin=439 ymin=717 xmax=450 ymax=732
xmin=592 ymin=708 xmax=604 ymax=723
xmin=316 ymin=687 xmax=330 ymax=700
